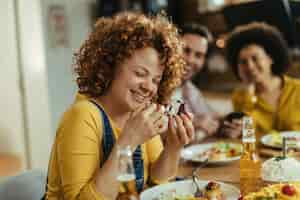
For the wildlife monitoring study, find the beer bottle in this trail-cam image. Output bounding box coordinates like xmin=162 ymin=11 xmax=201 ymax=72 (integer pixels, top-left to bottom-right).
xmin=240 ymin=116 xmax=262 ymax=196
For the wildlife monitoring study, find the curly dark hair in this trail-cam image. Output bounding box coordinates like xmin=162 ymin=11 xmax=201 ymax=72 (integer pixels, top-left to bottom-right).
xmin=225 ymin=22 xmax=290 ymax=78
xmin=73 ymin=12 xmax=185 ymax=104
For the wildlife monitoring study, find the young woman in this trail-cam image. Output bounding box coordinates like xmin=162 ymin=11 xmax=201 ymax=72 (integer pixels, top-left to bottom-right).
xmin=223 ymin=22 xmax=300 ymax=139
xmin=44 ymin=13 xmax=194 ymax=200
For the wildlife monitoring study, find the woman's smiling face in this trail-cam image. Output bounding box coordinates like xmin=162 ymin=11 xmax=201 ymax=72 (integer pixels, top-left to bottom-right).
xmin=106 ymin=47 xmax=164 ymax=111
xmin=237 ymin=44 xmax=274 ymax=84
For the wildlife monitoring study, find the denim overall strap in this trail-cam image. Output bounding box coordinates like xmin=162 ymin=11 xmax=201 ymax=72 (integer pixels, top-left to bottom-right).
xmin=90 ymin=100 xmax=144 ymax=192
xmin=90 ymin=100 xmax=114 ymax=165
xmin=132 ymin=145 xmax=144 ymax=192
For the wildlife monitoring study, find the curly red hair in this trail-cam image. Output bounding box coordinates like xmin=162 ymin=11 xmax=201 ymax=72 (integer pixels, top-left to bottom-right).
xmin=73 ymin=12 xmax=185 ymax=104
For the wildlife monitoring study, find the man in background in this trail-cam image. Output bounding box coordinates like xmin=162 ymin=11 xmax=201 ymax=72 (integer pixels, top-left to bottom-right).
xmin=173 ymin=23 xmax=220 ymax=139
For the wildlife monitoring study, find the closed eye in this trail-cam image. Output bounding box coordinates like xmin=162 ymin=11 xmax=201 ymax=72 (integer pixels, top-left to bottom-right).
xmin=195 ymin=52 xmax=204 ymax=59
xmin=184 ymin=47 xmax=191 ymax=55
xmin=252 ymin=55 xmax=259 ymax=63
xmin=134 ymin=70 xmax=147 ymax=77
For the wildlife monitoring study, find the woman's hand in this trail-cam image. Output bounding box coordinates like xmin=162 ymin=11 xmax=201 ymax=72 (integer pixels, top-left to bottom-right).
xmin=164 ymin=112 xmax=195 ymax=151
xmin=118 ymin=103 xmax=166 ymax=149
xmin=220 ymin=119 xmax=243 ymax=139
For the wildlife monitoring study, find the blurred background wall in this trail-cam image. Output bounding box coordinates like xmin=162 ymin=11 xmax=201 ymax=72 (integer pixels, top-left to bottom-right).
xmin=0 ymin=0 xmax=27 ymax=168
xmin=0 ymin=0 xmax=95 ymax=172
xmin=41 ymin=0 xmax=94 ymax=134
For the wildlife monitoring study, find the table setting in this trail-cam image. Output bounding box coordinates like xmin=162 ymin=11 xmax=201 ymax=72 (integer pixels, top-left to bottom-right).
xmin=138 ymin=128 xmax=300 ymax=200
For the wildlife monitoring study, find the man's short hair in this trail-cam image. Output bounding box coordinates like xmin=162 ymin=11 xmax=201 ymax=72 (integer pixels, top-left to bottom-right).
xmin=180 ymin=23 xmax=213 ymax=44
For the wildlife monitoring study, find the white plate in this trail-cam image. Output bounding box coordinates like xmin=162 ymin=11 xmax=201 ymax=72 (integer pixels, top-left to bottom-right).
xmin=181 ymin=143 xmax=242 ymax=165
xmin=261 ymin=131 xmax=300 ymax=149
xmin=140 ymin=179 xmax=239 ymax=200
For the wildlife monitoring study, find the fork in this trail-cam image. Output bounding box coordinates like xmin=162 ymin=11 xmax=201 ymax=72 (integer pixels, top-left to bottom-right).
xmin=192 ymin=158 xmax=208 ymax=197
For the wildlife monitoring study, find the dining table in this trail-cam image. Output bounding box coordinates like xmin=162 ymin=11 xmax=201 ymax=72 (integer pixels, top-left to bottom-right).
xmin=176 ymin=135 xmax=300 ymax=189
xmin=177 ymin=138 xmax=242 ymax=188
xmin=178 ymin=135 xmax=297 ymax=187
xmin=140 ymin=134 xmax=300 ymax=200
xmin=178 ymin=158 xmax=240 ymax=187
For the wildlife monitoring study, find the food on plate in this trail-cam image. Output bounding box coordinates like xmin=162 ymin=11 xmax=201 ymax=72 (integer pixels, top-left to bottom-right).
xmin=269 ymin=130 xmax=282 ymax=146
xmin=261 ymin=156 xmax=300 ymax=182
xmin=155 ymin=181 xmax=226 ymax=200
xmin=237 ymin=194 xmax=243 ymax=200
xmin=196 ymin=142 xmax=242 ymax=161
xmin=203 ymin=181 xmax=225 ymax=200
xmin=267 ymin=131 xmax=300 ymax=148
xmin=243 ymin=182 xmax=300 ymax=200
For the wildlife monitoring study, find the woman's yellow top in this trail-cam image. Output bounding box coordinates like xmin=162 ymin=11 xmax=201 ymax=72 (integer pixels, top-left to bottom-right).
xmin=232 ymin=76 xmax=300 ymax=139
xmin=45 ymin=95 xmax=164 ymax=200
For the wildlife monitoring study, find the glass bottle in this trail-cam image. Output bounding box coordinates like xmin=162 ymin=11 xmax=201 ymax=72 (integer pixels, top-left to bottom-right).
xmin=116 ymin=145 xmax=139 ymax=200
xmin=239 ymin=116 xmax=262 ymax=196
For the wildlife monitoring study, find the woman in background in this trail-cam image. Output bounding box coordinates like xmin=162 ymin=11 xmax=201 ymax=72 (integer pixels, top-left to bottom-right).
xmin=222 ymin=22 xmax=300 ymax=139
xmin=44 ymin=13 xmax=194 ymax=200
